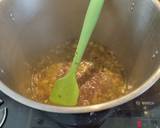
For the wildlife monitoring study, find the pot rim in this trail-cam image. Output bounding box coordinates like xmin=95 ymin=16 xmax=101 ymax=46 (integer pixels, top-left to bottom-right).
xmin=0 ymin=0 xmax=159 ymax=114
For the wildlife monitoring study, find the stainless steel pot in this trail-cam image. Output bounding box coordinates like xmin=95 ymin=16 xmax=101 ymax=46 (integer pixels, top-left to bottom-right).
xmin=0 ymin=0 xmax=160 ymax=114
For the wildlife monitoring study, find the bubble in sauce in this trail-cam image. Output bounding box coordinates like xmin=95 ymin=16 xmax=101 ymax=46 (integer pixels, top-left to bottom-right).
xmin=9 ymin=12 xmax=16 ymax=21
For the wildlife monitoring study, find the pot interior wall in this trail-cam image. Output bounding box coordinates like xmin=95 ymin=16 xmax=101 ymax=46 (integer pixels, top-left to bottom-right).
xmin=0 ymin=0 xmax=160 ymax=98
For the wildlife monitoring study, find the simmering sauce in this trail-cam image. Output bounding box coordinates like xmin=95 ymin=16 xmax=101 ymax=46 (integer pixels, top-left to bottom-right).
xmin=23 ymin=41 xmax=132 ymax=106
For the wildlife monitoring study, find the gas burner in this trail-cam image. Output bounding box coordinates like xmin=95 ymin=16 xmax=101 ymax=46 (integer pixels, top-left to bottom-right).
xmin=0 ymin=98 xmax=7 ymax=128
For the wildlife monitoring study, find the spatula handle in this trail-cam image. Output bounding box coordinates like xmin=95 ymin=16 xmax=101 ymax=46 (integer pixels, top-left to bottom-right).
xmin=69 ymin=0 xmax=105 ymax=75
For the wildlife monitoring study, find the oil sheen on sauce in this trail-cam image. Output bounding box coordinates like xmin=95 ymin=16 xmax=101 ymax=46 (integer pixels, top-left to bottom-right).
xmin=23 ymin=41 xmax=132 ymax=106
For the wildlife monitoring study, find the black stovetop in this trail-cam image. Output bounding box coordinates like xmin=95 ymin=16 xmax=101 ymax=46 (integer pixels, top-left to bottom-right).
xmin=1 ymin=80 xmax=160 ymax=128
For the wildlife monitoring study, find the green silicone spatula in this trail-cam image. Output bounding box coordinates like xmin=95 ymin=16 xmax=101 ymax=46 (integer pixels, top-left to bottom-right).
xmin=49 ymin=0 xmax=104 ymax=106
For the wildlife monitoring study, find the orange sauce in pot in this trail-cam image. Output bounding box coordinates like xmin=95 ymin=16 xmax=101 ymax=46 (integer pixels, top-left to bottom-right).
xmin=23 ymin=41 xmax=133 ymax=106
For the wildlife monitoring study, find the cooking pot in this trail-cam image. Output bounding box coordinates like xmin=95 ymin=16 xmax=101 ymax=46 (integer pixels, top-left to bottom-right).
xmin=0 ymin=0 xmax=160 ymax=127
